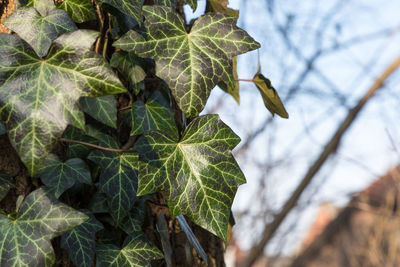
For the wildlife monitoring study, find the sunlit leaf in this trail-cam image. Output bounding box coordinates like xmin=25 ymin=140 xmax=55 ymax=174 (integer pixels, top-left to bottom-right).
xmin=0 ymin=30 xmax=126 ymax=175
xmin=37 ymin=154 xmax=91 ymax=198
xmin=80 ymin=95 xmax=118 ymax=129
xmin=206 ymin=0 xmax=239 ymax=18
xmin=57 ymin=0 xmax=96 ymax=23
xmin=253 ymin=73 xmax=288 ymax=118
xmin=114 ymin=6 xmax=260 ymax=117
xmin=0 ymin=172 xmax=14 ymax=201
xmin=135 ymin=114 xmax=246 ymax=240
xmin=0 ymin=188 xmax=88 ymax=267
xmin=131 ymin=91 xmax=178 ymax=139
xmin=21 ymin=0 xmax=56 ymax=16
xmin=96 ymin=235 xmax=163 ymax=267
xmin=3 ymin=6 xmax=77 ymax=57
xmin=88 ymin=151 xmax=138 ymax=224
xmin=61 ymin=210 xmax=103 ymax=267
xmin=218 ymin=56 xmax=240 ymax=104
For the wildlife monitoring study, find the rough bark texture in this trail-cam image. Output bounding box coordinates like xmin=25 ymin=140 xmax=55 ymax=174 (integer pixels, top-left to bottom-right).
xmin=0 ymin=1 xmax=227 ymax=266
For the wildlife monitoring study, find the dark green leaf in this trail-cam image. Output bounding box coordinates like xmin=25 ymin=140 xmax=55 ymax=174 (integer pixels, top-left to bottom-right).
xmin=61 ymin=209 xmax=103 ymax=267
xmin=0 ymin=172 xmax=14 ymax=201
xmin=0 ymin=188 xmax=88 ymax=266
xmin=100 ymin=0 xmax=144 ymax=25
xmin=57 ymin=0 xmax=96 ymax=23
xmin=96 ymin=235 xmax=163 ymax=267
xmin=110 ymin=51 xmax=146 ymax=93
xmin=135 ymin=114 xmax=246 ymax=240
xmin=88 ymin=151 xmax=138 ymax=224
xmin=154 ymin=0 xmax=176 ymax=8
xmin=0 ymin=30 xmax=126 ymax=175
xmin=37 ymin=154 xmax=91 ymax=198
xmin=218 ymin=56 xmax=240 ymax=104
xmin=114 ymin=6 xmax=260 ymax=117
xmin=63 ymin=126 xmax=99 ymax=159
xmin=131 ymin=91 xmax=178 ymax=139
xmin=119 ymin=197 xmax=148 ymax=235
xmin=80 ymin=95 xmax=118 ymax=129
xmin=88 ymin=192 xmax=109 ymax=213
xmin=3 ymin=7 xmax=77 ymax=57
xmin=253 ymin=73 xmax=289 ymax=118
xmin=0 ymin=123 xmax=5 ymax=135
xmin=206 ymin=0 xmax=239 ymax=18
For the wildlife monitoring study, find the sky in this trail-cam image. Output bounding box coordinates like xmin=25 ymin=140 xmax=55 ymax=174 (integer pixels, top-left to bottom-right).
xmin=185 ymin=0 xmax=400 ymax=255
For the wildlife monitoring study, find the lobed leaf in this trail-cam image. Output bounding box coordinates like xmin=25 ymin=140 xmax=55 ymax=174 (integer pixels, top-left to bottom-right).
xmin=96 ymin=235 xmax=163 ymax=267
xmin=57 ymin=0 xmax=96 ymax=23
xmin=100 ymin=0 xmax=144 ymax=25
xmin=135 ymin=114 xmax=246 ymax=240
xmin=0 ymin=188 xmax=88 ymax=266
xmin=3 ymin=7 xmax=77 ymax=57
xmin=0 ymin=30 xmax=126 ymax=175
xmin=131 ymin=91 xmax=178 ymax=139
xmin=88 ymin=151 xmax=139 ymax=224
xmin=37 ymin=154 xmax=91 ymax=198
xmin=80 ymin=95 xmax=118 ymax=129
xmin=61 ymin=210 xmax=103 ymax=267
xmin=218 ymin=56 xmax=240 ymax=104
xmin=114 ymin=5 xmax=260 ymax=117
xmin=206 ymin=0 xmax=239 ymax=18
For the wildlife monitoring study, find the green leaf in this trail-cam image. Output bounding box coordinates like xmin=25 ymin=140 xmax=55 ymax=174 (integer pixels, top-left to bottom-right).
xmin=88 ymin=151 xmax=139 ymax=224
xmin=0 ymin=123 xmax=5 ymax=135
xmin=22 ymin=0 xmax=56 ymax=16
xmin=135 ymin=114 xmax=246 ymax=240
xmin=110 ymin=51 xmax=146 ymax=93
xmin=0 ymin=172 xmax=14 ymax=201
xmin=80 ymin=95 xmax=118 ymax=129
xmin=37 ymin=154 xmax=91 ymax=198
xmin=218 ymin=56 xmax=240 ymax=104
xmin=3 ymin=7 xmax=77 ymax=57
xmin=100 ymin=0 xmax=144 ymax=25
xmin=0 ymin=188 xmax=88 ymax=267
xmin=63 ymin=126 xmax=99 ymax=159
xmin=206 ymin=0 xmax=239 ymax=18
xmin=131 ymin=91 xmax=178 ymax=139
xmin=154 ymin=0 xmax=176 ymax=8
xmin=88 ymin=192 xmax=109 ymax=213
xmin=114 ymin=6 xmax=260 ymax=117
xmin=183 ymin=0 xmax=197 ymax=11
xmin=96 ymin=235 xmax=163 ymax=267
xmin=253 ymin=73 xmax=289 ymax=118
xmin=57 ymin=0 xmax=96 ymax=23
xmin=119 ymin=197 xmax=148 ymax=235
xmin=0 ymin=30 xmax=126 ymax=175
xmin=61 ymin=209 xmax=103 ymax=267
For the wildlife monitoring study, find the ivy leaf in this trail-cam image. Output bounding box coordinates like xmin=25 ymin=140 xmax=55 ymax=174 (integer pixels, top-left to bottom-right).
xmin=154 ymin=0 xmax=176 ymax=8
xmin=253 ymin=73 xmax=288 ymax=118
xmin=88 ymin=151 xmax=139 ymax=224
xmin=110 ymin=51 xmax=146 ymax=91
xmin=119 ymin=197 xmax=148 ymax=235
xmin=88 ymin=192 xmax=109 ymax=214
xmin=131 ymin=91 xmax=178 ymax=139
xmin=37 ymin=154 xmax=91 ymax=198
xmin=22 ymin=0 xmax=56 ymax=16
xmin=218 ymin=57 xmax=240 ymax=104
xmin=114 ymin=6 xmax=260 ymax=117
xmin=57 ymin=0 xmax=96 ymax=23
xmin=3 ymin=7 xmax=77 ymax=57
xmin=0 ymin=172 xmax=14 ymax=201
xmin=61 ymin=209 xmax=103 ymax=267
xmin=135 ymin=114 xmax=246 ymax=240
xmin=0 ymin=30 xmax=126 ymax=175
xmin=183 ymin=0 xmax=197 ymax=11
xmin=80 ymin=95 xmax=118 ymax=129
xmin=100 ymin=0 xmax=144 ymax=25
xmin=0 ymin=188 xmax=88 ymax=267
xmin=206 ymin=0 xmax=239 ymax=18
xmin=0 ymin=123 xmax=5 ymax=135
xmin=96 ymin=235 xmax=163 ymax=267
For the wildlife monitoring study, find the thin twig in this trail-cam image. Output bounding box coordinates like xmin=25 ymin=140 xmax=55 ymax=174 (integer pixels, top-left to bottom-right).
xmin=59 ymin=138 xmax=134 ymax=153
xmin=235 ymin=78 xmax=254 ymax=83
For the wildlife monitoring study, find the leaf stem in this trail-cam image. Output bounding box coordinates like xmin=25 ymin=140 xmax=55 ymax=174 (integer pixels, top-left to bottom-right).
xmin=235 ymin=78 xmax=254 ymax=83
xmin=59 ymin=138 xmax=134 ymax=153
